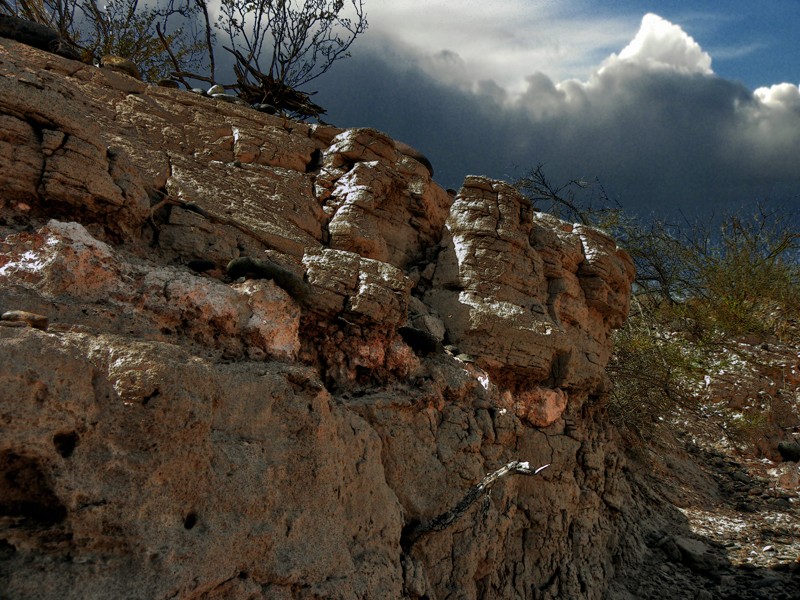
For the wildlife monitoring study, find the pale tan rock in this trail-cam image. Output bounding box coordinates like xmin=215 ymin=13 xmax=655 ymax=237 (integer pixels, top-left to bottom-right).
xmin=302 ymin=247 xmax=411 ymax=326
xmin=395 ymin=139 xmax=434 ymax=176
xmin=0 ymin=50 xmax=150 ymax=237
xmin=100 ymin=55 xmax=142 ymax=80
xmin=319 ymin=128 xmax=452 ymax=268
xmin=157 ymin=206 xmax=240 ymax=267
xmin=426 ymin=176 xmax=635 ymax=392
xmin=165 ymin=158 xmax=324 ymax=259
xmin=412 ymin=314 xmax=446 ymax=342
xmin=574 ymin=224 xmax=636 ymax=328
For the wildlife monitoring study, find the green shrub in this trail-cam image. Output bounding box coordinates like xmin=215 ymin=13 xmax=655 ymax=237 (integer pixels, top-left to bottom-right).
xmin=606 ymin=300 xmax=708 ymax=438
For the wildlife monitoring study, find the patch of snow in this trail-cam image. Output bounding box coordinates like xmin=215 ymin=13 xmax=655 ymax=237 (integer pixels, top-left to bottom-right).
xmin=46 ymin=220 xmax=114 ymax=257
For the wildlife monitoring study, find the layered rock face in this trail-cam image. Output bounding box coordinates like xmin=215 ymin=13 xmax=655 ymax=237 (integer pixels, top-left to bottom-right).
xmin=0 ymin=38 xmax=635 ymax=599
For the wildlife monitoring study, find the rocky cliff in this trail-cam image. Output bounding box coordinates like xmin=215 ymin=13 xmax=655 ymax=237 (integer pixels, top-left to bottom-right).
xmin=0 ymin=36 xmax=700 ymax=599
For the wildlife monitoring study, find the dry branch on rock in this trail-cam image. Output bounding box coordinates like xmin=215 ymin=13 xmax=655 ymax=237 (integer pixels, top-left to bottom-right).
xmin=402 ymin=461 xmax=550 ymax=551
xmin=228 ymin=47 xmax=326 ymax=120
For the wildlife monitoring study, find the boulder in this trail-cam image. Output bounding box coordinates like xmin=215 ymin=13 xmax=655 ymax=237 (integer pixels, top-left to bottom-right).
xmin=0 ymin=14 xmax=81 ymax=60
xmin=778 ymin=441 xmax=800 ymax=462
xmin=426 ymin=176 xmax=635 ymax=393
xmin=99 ymin=55 xmax=142 ymax=80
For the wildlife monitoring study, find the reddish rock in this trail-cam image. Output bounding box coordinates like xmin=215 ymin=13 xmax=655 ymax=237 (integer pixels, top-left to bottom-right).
xmin=1 ymin=310 xmax=49 ymax=330
xmin=503 ymin=386 xmax=569 ymax=427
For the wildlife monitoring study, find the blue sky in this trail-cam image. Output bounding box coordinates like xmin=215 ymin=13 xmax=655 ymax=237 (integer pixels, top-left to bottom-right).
xmin=311 ymin=1 xmax=800 ymax=217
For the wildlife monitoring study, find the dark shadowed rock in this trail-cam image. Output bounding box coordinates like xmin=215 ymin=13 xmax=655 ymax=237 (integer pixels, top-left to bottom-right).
xmin=0 ymin=14 xmax=80 ymax=60
xmin=398 ymin=325 xmax=442 ymax=355
xmin=227 ymin=256 xmax=310 ymax=303
xmin=186 ymin=259 xmax=217 ymax=273
xmin=778 ymin=441 xmax=800 ymax=462
xmin=674 ymin=536 xmax=719 ymax=574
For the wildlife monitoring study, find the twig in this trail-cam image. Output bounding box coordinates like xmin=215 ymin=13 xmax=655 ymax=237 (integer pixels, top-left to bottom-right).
xmin=403 ymin=460 xmax=550 ymax=550
xmin=155 ymin=22 xmax=190 ymax=88
xmin=193 ymin=0 xmax=215 ymax=83
xmin=168 ymin=70 xmax=216 ymax=85
xmin=226 ymin=46 xmax=326 ymax=119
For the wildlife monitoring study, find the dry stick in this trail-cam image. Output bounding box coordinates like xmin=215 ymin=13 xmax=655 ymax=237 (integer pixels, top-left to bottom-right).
xmin=404 ymin=461 xmax=550 ymax=550
xmin=225 ymin=46 xmax=325 ymax=118
xmin=155 ymin=22 xmax=191 ymax=89
xmin=170 ymin=70 xmax=215 ymax=85
xmin=194 ymin=0 xmax=215 ymax=83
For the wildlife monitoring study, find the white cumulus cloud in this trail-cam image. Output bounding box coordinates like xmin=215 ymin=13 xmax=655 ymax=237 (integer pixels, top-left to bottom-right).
xmin=318 ymin=10 xmax=800 ymax=215
xmin=610 ymin=13 xmax=713 ymax=74
xmin=754 ymin=82 xmax=800 ymax=109
xmin=360 ymin=0 xmax=634 ymax=93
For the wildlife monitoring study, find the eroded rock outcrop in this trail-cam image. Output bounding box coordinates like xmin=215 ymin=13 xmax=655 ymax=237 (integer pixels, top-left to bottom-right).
xmin=0 ymin=37 xmax=640 ymax=600
xmin=426 ymin=177 xmax=634 ymax=424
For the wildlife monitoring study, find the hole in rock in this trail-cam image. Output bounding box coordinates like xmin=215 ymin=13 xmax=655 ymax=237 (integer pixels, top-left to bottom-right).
xmin=0 ymin=451 xmax=67 ymax=525
xmin=183 ymin=511 xmax=198 ymax=530
xmin=142 ymin=389 xmax=161 ymax=406
xmin=52 ymin=432 xmax=79 ymax=458
xmin=0 ymin=539 xmax=17 ymax=559
xmin=305 ymin=148 xmax=322 ymax=173
xmin=399 ymin=519 xmax=421 ymax=554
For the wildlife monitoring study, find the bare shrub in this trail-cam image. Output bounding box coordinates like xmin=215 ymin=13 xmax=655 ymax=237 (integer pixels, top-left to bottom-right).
xmin=1 ymin=0 xmax=368 ymax=117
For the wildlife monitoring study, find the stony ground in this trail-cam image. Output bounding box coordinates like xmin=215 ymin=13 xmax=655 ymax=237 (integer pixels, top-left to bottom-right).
xmin=613 ymin=413 xmax=800 ymax=599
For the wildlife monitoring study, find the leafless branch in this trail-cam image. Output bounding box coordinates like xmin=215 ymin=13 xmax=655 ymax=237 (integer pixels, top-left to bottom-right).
xmin=403 ymin=461 xmax=550 ymax=550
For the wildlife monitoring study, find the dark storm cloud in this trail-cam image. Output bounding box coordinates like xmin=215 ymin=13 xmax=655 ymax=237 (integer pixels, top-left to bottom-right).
xmin=314 ymin=14 xmax=800 ymax=217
